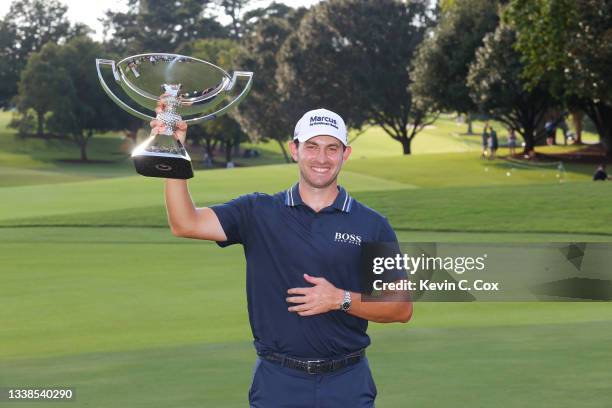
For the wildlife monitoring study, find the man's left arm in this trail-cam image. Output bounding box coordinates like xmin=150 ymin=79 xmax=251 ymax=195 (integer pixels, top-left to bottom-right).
xmin=287 ymin=274 xmax=412 ymax=323
xmin=344 ymin=287 xmax=412 ymax=323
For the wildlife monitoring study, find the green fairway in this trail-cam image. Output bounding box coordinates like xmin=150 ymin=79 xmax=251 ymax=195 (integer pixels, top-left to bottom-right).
xmin=1 ymin=226 xmax=612 ymax=408
xmin=3 ymin=182 xmax=612 ymax=237
xmin=1 ymin=110 xmax=611 ymax=407
xmin=2 ymin=227 xmax=611 ymax=407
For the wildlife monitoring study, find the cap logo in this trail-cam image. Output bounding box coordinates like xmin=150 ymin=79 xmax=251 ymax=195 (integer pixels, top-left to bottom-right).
xmin=310 ymin=115 xmax=338 ymax=129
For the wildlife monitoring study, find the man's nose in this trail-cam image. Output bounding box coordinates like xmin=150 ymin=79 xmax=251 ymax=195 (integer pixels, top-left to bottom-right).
xmin=314 ymin=148 xmax=327 ymax=163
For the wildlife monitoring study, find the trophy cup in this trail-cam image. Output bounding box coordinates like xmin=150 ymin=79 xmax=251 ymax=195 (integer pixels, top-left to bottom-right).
xmin=96 ymin=53 xmax=253 ymax=179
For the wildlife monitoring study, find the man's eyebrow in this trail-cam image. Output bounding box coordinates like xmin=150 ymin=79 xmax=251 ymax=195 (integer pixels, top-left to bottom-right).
xmin=305 ymin=140 xmax=341 ymax=148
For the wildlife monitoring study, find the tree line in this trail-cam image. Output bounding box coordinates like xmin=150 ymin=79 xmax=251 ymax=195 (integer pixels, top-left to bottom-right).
xmin=2 ymin=0 xmax=611 ymax=162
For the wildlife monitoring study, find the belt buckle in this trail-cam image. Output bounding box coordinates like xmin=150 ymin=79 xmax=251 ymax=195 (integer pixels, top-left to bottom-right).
xmin=306 ymin=359 xmax=324 ymax=374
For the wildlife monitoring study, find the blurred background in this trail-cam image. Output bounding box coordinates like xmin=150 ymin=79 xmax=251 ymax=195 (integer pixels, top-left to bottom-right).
xmin=1 ymin=0 xmax=611 ymax=407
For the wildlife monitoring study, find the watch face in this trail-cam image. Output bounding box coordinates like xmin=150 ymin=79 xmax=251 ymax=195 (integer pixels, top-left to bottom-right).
xmin=341 ymin=301 xmax=350 ymax=311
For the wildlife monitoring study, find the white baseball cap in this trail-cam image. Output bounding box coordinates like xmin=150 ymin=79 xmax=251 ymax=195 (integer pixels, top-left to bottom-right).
xmin=293 ymin=108 xmax=348 ymax=146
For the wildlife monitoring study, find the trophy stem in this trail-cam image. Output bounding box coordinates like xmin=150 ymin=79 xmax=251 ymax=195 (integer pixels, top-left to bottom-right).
xmin=158 ymin=86 xmax=182 ymax=136
xmin=130 ymin=83 xmax=193 ymax=179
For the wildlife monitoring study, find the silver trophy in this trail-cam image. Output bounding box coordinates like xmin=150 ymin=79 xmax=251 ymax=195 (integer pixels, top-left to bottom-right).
xmin=96 ymin=53 xmax=253 ymax=179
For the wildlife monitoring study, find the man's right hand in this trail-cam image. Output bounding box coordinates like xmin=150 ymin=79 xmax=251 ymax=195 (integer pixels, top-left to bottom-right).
xmin=150 ymin=96 xmax=187 ymax=144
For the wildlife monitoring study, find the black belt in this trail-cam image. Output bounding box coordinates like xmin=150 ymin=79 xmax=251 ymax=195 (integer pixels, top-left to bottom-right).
xmin=258 ymin=349 xmax=365 ymax=375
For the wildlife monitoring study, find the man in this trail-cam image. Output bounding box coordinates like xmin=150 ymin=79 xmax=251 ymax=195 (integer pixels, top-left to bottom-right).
xmin=481 ymin=124 xmax=489 ymax=159
xmin=488 ymin=127 xmax=498 ymax=160
xmin=158 ymin=108 xmax=412 ymax=407
xmin=507 ymin=128 xmax=517 ymax=156
xmin=593 ymin=164 xmax=611 ymax=181
xmin=545 ymin=120 xmax=556 ymax=145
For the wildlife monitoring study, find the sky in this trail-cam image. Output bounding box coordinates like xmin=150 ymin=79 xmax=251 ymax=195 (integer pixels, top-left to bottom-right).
xmin=0 ymin=0 xmax=322 ymax=41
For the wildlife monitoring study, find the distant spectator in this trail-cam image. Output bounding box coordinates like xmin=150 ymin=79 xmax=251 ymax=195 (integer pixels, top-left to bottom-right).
xmin=558 ymin=118 xmax=570 ymax=145
xmin=481 ymin=125 xmax=490 ymax=159
xmin=545 ymin=120 xmax=556 ymax=145
xmin=593 ymin=164 xmax=611 ymax=181
xmin=488 ymin=127 xmax=498 ymax=160
xmin=242 ymin=148 xmax=260 ymax=158
xmin=507 ymin=128 xmax=517 ymax=156
xmin=202 ymin=152 xmax=213 ymax=168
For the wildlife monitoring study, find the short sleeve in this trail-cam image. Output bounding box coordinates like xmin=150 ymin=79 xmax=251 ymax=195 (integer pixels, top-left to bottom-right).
xmin=377 ymin=218 xmax=407 ymax=282
xmin=210 ymin=194 xmax=255 ymax=247
xmin=377 ymin=217 xmax=398 ymax=244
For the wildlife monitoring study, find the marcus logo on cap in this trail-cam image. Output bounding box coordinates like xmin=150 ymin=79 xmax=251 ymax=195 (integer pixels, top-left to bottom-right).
xmin=294 ymin=108 xmax=348 ymax=146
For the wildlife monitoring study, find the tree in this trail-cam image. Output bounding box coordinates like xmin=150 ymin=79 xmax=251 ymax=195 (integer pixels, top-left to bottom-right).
xmin=439 ymin=0 xmax=457 ymax=10
xmin=0 ymin=20 xmax=19 ymax=108
xmin=506 ymin=0 xmax=612 ymax=156
xmin=467 ymin=24 xmax=555 ymax=153
xmin=276 ymin=0 xmax=436 ymax=155
xmin=206 ymin=115 xmax=249 ymax=165
xmin=15 ymin=43 xmax=69 ymax=137
xmin=214 ymin=0 xmax=255 ymax=39
xmin=0 ymin=0 xmax=88 ymax=107
xmin=102 ymin=0 xmax=227 ymax=55
xmin=234 ymin=7 xmax=305 ymax=163
xmin=410 ymin=0 xmax=500 ymax=134
xmin=55 ymin=37 xmax=133 ymax=161
xmin=240 ymin=1 xmax=293 ymax=37
xmin=17 ymin=37 xmax=132 ymax=160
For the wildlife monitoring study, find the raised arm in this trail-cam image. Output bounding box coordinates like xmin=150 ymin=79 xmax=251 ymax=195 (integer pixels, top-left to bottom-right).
xmin=151 ymin=117 xmax=227 ymax=241
xmin=165 ymin=179 xmax=227 ymax=241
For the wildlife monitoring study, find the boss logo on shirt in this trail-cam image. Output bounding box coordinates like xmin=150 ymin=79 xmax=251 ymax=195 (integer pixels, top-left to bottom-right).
xmin=334 ymin=232 xmax=362 ymax=246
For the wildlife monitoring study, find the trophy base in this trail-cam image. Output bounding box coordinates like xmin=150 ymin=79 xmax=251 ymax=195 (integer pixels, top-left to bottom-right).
xmin=133 ymin=154 xmax=194 ymax=179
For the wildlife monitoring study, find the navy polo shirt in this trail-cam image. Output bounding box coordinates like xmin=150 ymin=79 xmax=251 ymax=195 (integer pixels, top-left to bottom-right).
xmin=210 ymin=183 xmax=400 ymax=359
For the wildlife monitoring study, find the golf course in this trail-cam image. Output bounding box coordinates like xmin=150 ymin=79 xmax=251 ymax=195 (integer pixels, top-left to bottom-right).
xmin=1 ymin=111 xmax=611 ymax=407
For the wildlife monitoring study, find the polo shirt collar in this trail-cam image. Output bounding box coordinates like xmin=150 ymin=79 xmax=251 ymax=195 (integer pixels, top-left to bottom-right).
xmin=285 ymin=183 xmax=353 ymax=213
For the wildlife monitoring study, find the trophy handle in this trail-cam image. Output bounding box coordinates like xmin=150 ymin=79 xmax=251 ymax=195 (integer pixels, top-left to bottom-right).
xmin=183 ymin=71 xmax=253 ymax=125
xmin=95 ymin=58 xmax=155 ymax=122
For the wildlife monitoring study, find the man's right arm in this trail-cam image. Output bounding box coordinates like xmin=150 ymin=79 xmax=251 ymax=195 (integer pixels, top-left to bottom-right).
xmin=164 ymin=179 xmax=227 ymax=241
xmin=150 ymin=107 xmax=227 ymax=242
xmin=151 ymin=109 xmax=227 ymax=242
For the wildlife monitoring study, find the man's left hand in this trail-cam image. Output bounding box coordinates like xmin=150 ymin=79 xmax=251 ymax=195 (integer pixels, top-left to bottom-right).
xmin=287 ymin=274 xmax=344 ymax=316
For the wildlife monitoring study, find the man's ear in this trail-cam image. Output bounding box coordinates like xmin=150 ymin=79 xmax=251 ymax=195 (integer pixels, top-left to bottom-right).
xmin=342 ymin=145 xmax=352 ymax=162
xmin=289 ymin=140 xmax=299 ymax=162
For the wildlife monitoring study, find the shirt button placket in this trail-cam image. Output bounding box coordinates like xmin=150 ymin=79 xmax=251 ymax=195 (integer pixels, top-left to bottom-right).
xmin=312 ymin=213 xmax=324 ymax=234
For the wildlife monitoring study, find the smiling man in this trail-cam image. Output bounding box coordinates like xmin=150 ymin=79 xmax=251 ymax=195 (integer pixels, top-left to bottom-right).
xmin=162 ymin=108 xmax=412 ymax=407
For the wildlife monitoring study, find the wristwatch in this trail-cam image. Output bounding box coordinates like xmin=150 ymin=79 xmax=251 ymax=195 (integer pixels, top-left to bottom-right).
xmin=340 ymin=290 xmax=352 ymax=312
